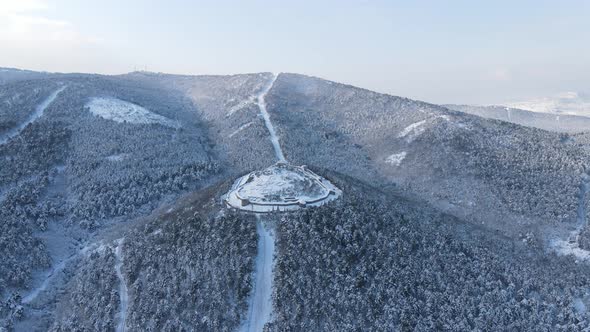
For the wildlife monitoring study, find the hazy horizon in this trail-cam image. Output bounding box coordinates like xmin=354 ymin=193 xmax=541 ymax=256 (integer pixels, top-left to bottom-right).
xmin=1 ymin=0 xmax=589 ymax=105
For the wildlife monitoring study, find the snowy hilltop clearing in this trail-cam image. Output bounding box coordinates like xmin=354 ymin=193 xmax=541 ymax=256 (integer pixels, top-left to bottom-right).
xmin=225 ymin=163 xmax=341 ymax=213
xmin=86 ymin=97 xmax=180 ymax=128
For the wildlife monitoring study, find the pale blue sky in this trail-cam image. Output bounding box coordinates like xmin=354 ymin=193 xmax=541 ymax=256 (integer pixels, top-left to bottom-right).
xmin=0 ymin=0 xmax=589 ymax=104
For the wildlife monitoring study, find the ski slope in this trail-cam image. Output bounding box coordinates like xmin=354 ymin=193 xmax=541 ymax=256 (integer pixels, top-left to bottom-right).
xmin=0 ymin=85 xmax=66 ymax=145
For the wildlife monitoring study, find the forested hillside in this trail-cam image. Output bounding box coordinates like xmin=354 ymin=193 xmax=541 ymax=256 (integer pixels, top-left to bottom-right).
xmin=266 ymin=73 xmax=589 ymax=238
xmin=270 ymin=179 xmax=590 ymax=331
xmin=0 ymin=74 xmax=220 ymax=330
xmin=1 ymin=69 xmax=590 ymax=331
xmin=48 ymin=188 xmax=257 ymax=332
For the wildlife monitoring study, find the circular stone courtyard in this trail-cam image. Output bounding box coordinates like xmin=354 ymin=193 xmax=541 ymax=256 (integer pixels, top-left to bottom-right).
xmin=224 ymin=162 xmax=341 ymax=213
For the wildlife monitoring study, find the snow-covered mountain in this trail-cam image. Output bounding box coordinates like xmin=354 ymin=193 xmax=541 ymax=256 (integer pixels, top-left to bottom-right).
xmin=2 ymin=69 xmax=590 ymax=331
xmin=445 ymin=104 xmax=590 ymax=133
xmin=505 ymin=91 xmax=590 ymax=118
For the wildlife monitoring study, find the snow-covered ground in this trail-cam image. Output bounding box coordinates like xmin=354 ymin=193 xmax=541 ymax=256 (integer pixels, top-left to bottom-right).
xmin=398 ymin=115 xmax=451 ymax=143
xmin=551 ymin=236 xmax=590 ymax=262
xmin=227 ymin=96 xmax=256 ymax=117
xmin=229 ymin=121 xmax=254 ymax=138
xmin=106 ymin=154 xmax=129 ymax=162
xmin=225 ymin=74 xmax=343 ymax=329
xmin=22 ymin=241 xmax=103 ymax=304
xmin=256 ymin=74 xmax=286 ymax=162
xmin=22 ymin=254 xmax=75 ymax=304
xmin=0 ymin=85 xmax=66 ymax=145
xmin=114 ymin=238 xmax=128 ymax=332
xmin=398 ymin=120 xmax=427 ymax=142
xmin=239 ymin=217 xmax=275 ymax=332
xmin=574 ymin=298 xmax=587 ymax=314
xmin=385 ymin=151 xmax=407 ymax=166
xmin=86 ymin=97 xmax=179 ymax=128
xmin=224 ymin=163 xmax=341 ymax=213
xmin=505 ymin=92 xmax=590 ymax=118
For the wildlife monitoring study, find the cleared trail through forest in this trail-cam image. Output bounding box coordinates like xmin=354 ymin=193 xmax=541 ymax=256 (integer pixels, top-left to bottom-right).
xmin=577 ymin=173 xmax=588 ymax=229
xmin=115 ymin=238 xmax=128 ymax=332
xmin=0 ymin=85 xmax=66 ymax=145
xmin=21 ymin=241 xmax=101 ymax=304
xmin=240 ymin=216 xmax=275 ymax=332
xmin=551 ymin=173 xmax=590 ymax=261
xmin=257 ymin=74 xmax=286 ymax=163
xmin=22 ymin=254 xmax=75 ymax=304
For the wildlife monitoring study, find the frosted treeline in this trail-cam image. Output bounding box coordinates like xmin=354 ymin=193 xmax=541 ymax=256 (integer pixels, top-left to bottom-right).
xmin=0 ymin=75 xmax=218 ymax=330
xmin=50 ymin=191 xmax=257 ymax=331
xmin=2 ymin=69 xmax=590 ymax=331
xmin=267 ymin=73 xmax=588 ymax=227
xmin=270 ymin=182 xmax=590 ymax=331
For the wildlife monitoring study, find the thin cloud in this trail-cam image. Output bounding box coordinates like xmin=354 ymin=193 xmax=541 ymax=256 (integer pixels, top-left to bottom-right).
xmin=0 ymin=0 xmax=89 ymax=43
xmin=488 ymin=68 xmax=512 ymax=81
xmin=0 ymin=0 xmax=48 ymax=14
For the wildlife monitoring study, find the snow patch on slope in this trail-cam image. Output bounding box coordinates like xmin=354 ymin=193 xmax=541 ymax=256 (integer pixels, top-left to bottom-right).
xmin=229 ymin=121 xmax=254 ymax=138
xmin=398 ymin=115 xmax=451 ymax=143
xmin=227 ymin=96 xmax=256 ymax=117
xmin=574 ymin=298 xmax=587 ymax=314
xmin=551 ymin=236 xmax=590 ymax=262
xmin=398 ymin=120 xmax=427 ymax=140
xmin=86 ymin=97 xmax=179 ymax=128
xmin=106 ymin=154 xmax=129 ymax=162
xmin=385 ymin=152 xmax=407 ymax=166
xmin=550 ymin=173 xmax=590 ymax=262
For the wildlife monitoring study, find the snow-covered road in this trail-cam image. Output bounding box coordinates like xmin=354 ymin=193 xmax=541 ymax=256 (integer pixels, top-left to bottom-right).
xmin=257 ymin=74 xmax=286 ymax=163
xmin=115 ymin=238 xmax=129 ymax=332
xmin=240 ymin=216 xmax=275 ymax=332
xmin=0 ymin=85 xmax=66 ymax=145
